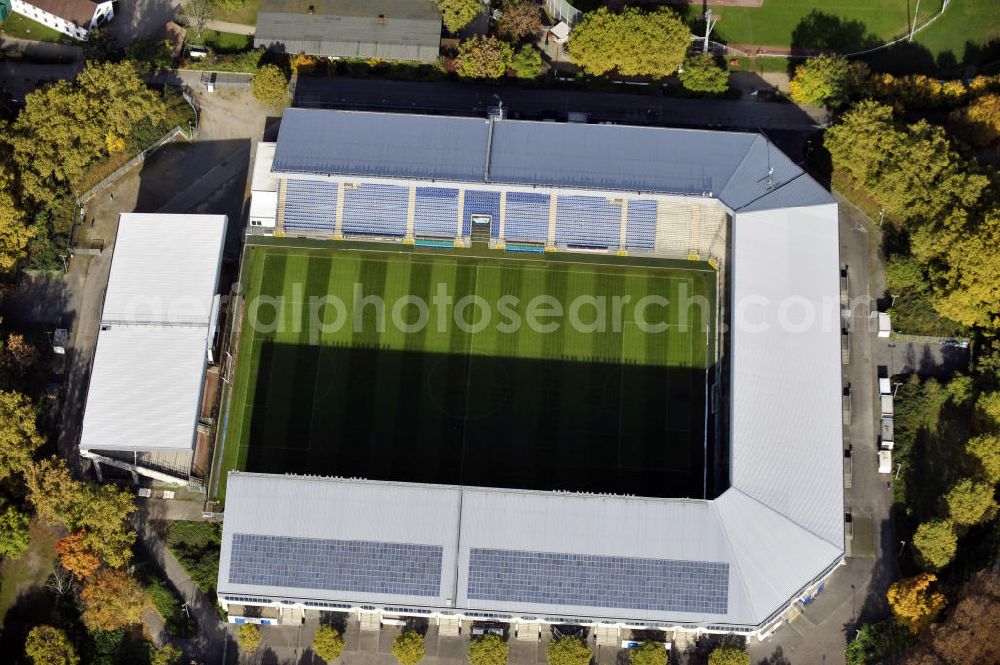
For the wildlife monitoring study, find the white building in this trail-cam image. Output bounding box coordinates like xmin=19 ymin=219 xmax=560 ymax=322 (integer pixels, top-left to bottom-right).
xmin=9 ymin=0 xmax=113 ymax=40
xmin=79 ymin=213 xmax=227 ymax=485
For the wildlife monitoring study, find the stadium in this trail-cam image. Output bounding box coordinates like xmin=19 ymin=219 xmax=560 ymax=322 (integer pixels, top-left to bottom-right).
xmin=212 ymin=109 xmax=844 ymax=641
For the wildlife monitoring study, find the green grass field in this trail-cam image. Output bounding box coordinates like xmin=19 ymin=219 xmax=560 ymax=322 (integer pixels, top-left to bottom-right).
xmin=212 ymin=242 xmax=716 ymax=502
xmin=0 ymin=13 xmax=67 ymax=43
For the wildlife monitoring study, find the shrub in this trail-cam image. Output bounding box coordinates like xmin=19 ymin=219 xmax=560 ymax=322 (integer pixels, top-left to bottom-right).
xmin=511 ymin=45 xmax=543 ymax=79
xmin=707 ymin=645 xmax=749 ymax=665
xmin=436 ymin=0 xmax=481 ymax=34
xmin=456 ymin=36 xmax=514 ymax=79
xmin=468 ymin=634 xmax=509 ymax=665
xmin=913 ymin=519 xmax=958 ymax=570
xmin=252 ymin=64 xmax=289 ymax=105
xmin=945 ymin=478 xmax=998 ymax=526
xmin=628 ymin=640 xmax=666 ymax=665
xmin=887 ymin=573 xmax=947 ymax=634
xmin=497 ymin=0 xmax=542 ymax=42
xmin=392 ymin=630 xmax=426 ymax=665
xmin=238 ymin=623 xmax=262 ymax=652
xmin=546 ymin=636 xmax=591 ymax=665
xmin=789 ymin=54 xmax=862 ymax=109
xmin=679 ymin=55 xmax=729 ymax=95
xmin=313 ymin=625 xmax=346 ymax=662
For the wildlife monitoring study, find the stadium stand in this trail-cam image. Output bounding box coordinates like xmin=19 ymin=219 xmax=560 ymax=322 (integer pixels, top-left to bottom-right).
xmin=284 ymin=179 xmax=339 ymax=235
xmin=342 ymin=183 xmax=408 ymax=237
xmin=625 ymin=199 xmax=657 ymax=252
xmin=414 ymin=186 xmax=460 ymax=238
xmin=503 ymin=192 xmax=549 ymax=244
xmin=462 ymin=190 xmax=501 ymax=237
xmin=555 ymin=195 xmax=622 ymax=249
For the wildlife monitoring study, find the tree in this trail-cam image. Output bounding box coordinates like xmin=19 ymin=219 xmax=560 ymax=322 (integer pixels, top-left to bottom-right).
xmin=967 ymin=434 xmax=1000 ymax=484
xmin=824 ymin=101 xmax=989 ymax=226
xmin=888 ymin=573 xmax=947 ymax=634
xmin=952 ymin=93 xmax=1000 ymax=146
xmin=568 ymin=7 xmax=689 ymax=78
xmin=0 ymin=165 xmax=34 ymax=274
xmin=0 ymin=390 xmax=44 ymax=481
xmin=913 ymin=519 xmax=957 ymax=570
xmin=977 ymin=391 xmax=1000 ymax=426
xmin=678 ymin=55 xmax=729 ymax=95
xmin=77 ymin=61 xmax=165 ymax=151
xmin=497 ymin=0 xmax=541 ymax=42
xmin=71 ymin=482 xmax=137 ymax=568
xmin=0 ymin=505 xmax=31 ymax=559
xmin=707 ymin=645 xmax=749 ymax=665
xmin=511 ymin=45 xmax=543 ymax=79
xmin=183 ymin=0 xmax=215 ymax=39
xmin=885 ymin=256 xmax=928 ymax=293
xmin=79 ymin=569 xmax=146 ymax=631
xmin=24 ymin=625 xmax=79 ymax=665
xmin=468 ymin=634 xmax=508 ymax=665
xmin=25 ymin=456 xmax=78 ymax=524
xmin=312 ymin=624 xmax=346 ymax=662
xmin=545 ymin=636 xmax=591 ymax=665
xmin=392 ymin=630 xmax=426 ymax=665
xmin=150 ymin=644 xmax=183 ymax=665
xmin=945 ymin=478 xmax=998 ymax=526
xmin=456 ymin=36 xmax=514 ymax=79
xmin=789 ymin=55 xmax=861 ymax=109
xmin=56 ymin=529 xmax=101 ymax=579
xmin=436 ymin=0 xmax=481 ymax=34
xmin=252 ymin=64 xmax=289 ymax=106
xmin=628 ymin=641 xmax=666 ymax=665
xmin=930 ymin=209 xmax=1000 ymax=329
xmin=238 ymin=623 xmax=262 ymax=653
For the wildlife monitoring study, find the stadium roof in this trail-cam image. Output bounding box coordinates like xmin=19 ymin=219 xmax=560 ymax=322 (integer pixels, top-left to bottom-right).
xmin=80 ymin=214 xmax=227 ymax=453
xmin=254 ymin=0 xmax=442 ymax=63
xmin=218 ymin=112 xmax=843 ymax=630
xmin=271 ymin=109 xmax=833 ymax=212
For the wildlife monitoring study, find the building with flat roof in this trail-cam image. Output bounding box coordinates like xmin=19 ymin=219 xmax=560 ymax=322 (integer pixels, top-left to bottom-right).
xmin=80 ymin=213 xmax=227 ymax=484
xmin=254 ymin=0 xmax=442 ymax=63
xmin=218 ymin=110 xmax=843 ymax=640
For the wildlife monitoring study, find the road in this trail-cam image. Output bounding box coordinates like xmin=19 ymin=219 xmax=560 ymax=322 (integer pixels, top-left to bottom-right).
xmin=293 ymin=76 xmax=828 ymax=130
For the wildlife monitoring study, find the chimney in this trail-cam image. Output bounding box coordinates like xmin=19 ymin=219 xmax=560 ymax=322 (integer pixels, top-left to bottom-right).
xmin=378 ymin=14 xmax=385 ymax=25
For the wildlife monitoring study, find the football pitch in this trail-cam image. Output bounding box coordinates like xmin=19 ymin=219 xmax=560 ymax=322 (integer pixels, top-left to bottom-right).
xmin=213 ymin=241 xmax=717 ymax=501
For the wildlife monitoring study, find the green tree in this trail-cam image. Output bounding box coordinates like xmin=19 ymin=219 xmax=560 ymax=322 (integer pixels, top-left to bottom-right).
xmin=252 ymin=64 xmax=289 ymax=106
xmin=789 ymin=55 xmax=861 ymax=109
xmin=436 ymin=0 xmax=481 ymax=34
xmin=929 ymin=208 xmax=1000 ymax=328
xmin=468 ymin=634 xmax=508 ymax=665
xmin=392 ymin=630 xmax=426 ymax=665
xmin=568 ymin=7 xmax=689 ymax=78
xmin=967 ymin=434 xmax=1000 ymax=484
xmin=951 ymin=93 xmax=1000 ymax=146
xmin=546 ymin=636 xmax=591 ymax=665
xmin=946 ymin=374 xmax=973 ymax=404
xmin=945 ymin=478 xmax=998 ymax=526
xmin=80 ymin=569 xmax=146 ymax=631
xmin=71 ymin=483 xmax=137 ymax=568
xmin=0 ymin=165 xmax=35 ymax=274
xmin=977 ymin=391 xmax=1000 ymax=426
xmin=497 ymin=0 xmax=541 ymax=42
xmin=0 ymin=390 xmax=43 ymax=481
xmin=511 ymin=45 xmax=543 ymax=79
xmin=628 ymin=641 xmax=666 ymax=665
xmin=707 ymin=645 xmax=749 ymax=665
xmin=77 ymin=61 xmax=166 ymax=150
xmin=456 ymin=36 xmax=514 ymax=79
xmin=824 ymin=101 xmax=989 ymax=226
xmin=238 ymin=623 xmax=262 ymax=653
xmin=24 ymin=625 xmax=79 ymax=665
xmin=885 ymin=255 xmax=927 ymax=293
xmin=313 ymin=624 xmax=346 ymax=662
xmin=150 ymin=644 xmax=183 ymax=665
xmin=913 ymin=519 xmax=958 ymax=570
xmin=0 ymin=505 xmax=31 ymax=559
xmin=25 ymin=456 xmax=77 ymax=524
xmin=679 ymin=55 xmax=729 ymax=95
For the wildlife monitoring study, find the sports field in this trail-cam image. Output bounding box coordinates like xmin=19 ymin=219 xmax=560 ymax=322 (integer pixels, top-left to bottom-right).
xmin=213 ymin=242 xmax=716 ymax=501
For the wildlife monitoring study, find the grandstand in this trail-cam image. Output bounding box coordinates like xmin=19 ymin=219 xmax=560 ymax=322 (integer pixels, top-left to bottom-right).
xmin=220 ymin=110 xmax=843 ymax=641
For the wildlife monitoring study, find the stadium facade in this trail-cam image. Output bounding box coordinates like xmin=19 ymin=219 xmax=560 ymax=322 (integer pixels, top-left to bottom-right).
xmin=218 ymin=109 xmax=844 ymax=640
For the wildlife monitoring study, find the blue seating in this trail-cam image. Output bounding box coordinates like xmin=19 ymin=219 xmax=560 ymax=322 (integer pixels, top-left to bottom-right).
xmin=342 ymin=183 xmax=408 ymax=236
xmin=283 ymin=179 xmax=338 ymax=234
xmin=462 ymin=190 xmax=501 ymax=236
xmin=555 ymin=195 xmax=621 ymax=249
xmin=414 ymin=187 xmax=459 ymax=238
xmin=626 ymin=199 xmax=657 ymax=251
xmin=504 ymin=192 xmax=550 ymax=244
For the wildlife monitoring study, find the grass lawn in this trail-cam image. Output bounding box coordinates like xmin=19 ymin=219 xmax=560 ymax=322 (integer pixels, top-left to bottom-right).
xmin=0 ymin=520 xmax=59 ymax=626
xmin=913 ymin=0 xmax=1000 ymax=58
xmin=675 ymin=0 xmax=944 ymax=50
xmin=0 ymin=13 xmax=67 ymax=43
xmin=212 ymin=0 xmax=260 ymax=26
xmin=194 ymin=29 xmax=253 ymax=53
xmin=212 ymin=241 xmax=715 ymax=502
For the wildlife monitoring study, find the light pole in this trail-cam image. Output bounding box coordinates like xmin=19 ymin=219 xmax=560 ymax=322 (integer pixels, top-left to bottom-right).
xmin=909 ymin=0 xmax=923 ymax=42
xmin=703 ymin=10 xmax=719 ymax=54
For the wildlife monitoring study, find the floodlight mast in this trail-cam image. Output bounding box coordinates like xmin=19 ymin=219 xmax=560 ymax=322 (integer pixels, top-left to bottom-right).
xmin=703 ymin=10 xmax=720 ymax=54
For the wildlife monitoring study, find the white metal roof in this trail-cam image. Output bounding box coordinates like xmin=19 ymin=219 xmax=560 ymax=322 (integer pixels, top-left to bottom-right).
xmin=102 ymin=214 xmax=227 ymax=326
xmin=79 ymin=326 xmax=209 ymax=452
xmin=251 ymin=142 xmax=279 ymax=194
xmin=80 ymin=214 xmax=228 ymax=455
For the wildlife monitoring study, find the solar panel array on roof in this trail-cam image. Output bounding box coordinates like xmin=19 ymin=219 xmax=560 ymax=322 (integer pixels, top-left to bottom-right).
xmin=467 ymin=548 xmax=729 ymax=615
xmin=229 ymin=534 xmax=443 ymax=597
